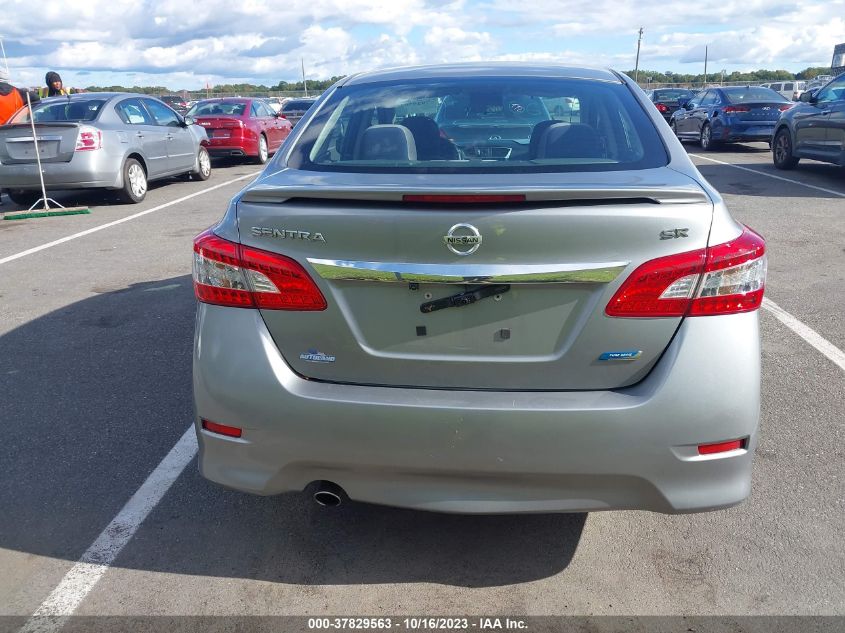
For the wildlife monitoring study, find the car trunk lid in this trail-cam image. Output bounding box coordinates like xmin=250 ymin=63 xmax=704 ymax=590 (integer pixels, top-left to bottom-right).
xmin=0 ymin=123 xmax=80 ymax=164
xmin=237 ymin=169 xmax=713 ymax=391
xmin=194 ymin=116 xmax=243 ymax=140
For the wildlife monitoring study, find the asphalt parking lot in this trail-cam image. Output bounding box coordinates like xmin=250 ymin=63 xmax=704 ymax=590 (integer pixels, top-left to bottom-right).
xmin=1 ymin=145 xmax=843 ymax=631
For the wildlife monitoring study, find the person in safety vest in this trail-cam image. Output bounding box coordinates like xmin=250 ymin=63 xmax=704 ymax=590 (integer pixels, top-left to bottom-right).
xmin=39 ymin=71 xmax=77 ymax=98
xmin=0 ymin=69 xmax=40 ymax=125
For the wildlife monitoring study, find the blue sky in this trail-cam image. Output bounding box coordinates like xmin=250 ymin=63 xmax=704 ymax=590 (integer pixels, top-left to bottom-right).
xmin=1 ymin=0 xmax=843 ymax=89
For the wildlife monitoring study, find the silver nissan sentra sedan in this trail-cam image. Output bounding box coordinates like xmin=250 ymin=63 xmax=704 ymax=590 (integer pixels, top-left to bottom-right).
xmin=192 ymin=63 xmax=766 ymax=514
xmin=0 ymin=93 xmax=210 ymax=206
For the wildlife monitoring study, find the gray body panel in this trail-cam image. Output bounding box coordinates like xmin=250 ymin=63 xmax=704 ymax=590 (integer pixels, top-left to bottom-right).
xmin=0 ymin=93 xmax=207 ymax=191
xmin=194 ymin=304 xmax=760 ymax=513
xmin=193 ymin=63 xmax=760 ymax=513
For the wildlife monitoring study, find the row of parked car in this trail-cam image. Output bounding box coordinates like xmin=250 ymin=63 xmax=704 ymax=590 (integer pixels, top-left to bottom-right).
xmin=644 ymin=73 xmax=845 ymax=170
xmin=0 ymin=92 xmax=318 ymax=206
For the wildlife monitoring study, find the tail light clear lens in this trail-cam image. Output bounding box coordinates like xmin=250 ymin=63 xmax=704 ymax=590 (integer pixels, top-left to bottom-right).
xmin=75 ymin=125 xmax=102 ymax=151
xmin=606 ymin=226 xmax=766 ymax=318
xmin=193 ymin=229 xmax=327 ymax=310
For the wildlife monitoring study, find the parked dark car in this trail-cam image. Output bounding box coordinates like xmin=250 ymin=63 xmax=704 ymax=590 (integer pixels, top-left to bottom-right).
xmin=280 ymin=98 xmax=317 ymax=126
xmin=648 ymin=88 xmax=694 ymax=122
xmin=772 ymin=73 xmax=845 ymax=169
xmin=159 ymin=94 xmax=189 ymax=114
xmin=670 ymin=86 xmax=793 ymax=150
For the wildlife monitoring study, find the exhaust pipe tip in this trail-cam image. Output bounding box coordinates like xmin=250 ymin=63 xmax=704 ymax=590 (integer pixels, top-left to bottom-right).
xmin=312 ymin=481 xmax=346 ymax=508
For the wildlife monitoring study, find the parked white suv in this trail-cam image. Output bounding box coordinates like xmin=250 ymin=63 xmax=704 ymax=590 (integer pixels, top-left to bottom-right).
xmin=759 ymin=81 xmax=806 ymax=101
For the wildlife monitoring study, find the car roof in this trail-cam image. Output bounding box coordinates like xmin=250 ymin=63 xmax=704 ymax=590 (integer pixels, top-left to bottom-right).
xmin=341 ymin=62 xmax=623 ymax=86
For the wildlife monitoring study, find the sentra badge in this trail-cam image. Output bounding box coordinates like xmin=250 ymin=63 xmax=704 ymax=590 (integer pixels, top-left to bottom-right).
xmin=251 ymin=227 xmax=326 ymax=242
xmin=598 ymin=350 xmax=643 ymax=361
xmin=444 ymin=223 xmax=482 ymax=256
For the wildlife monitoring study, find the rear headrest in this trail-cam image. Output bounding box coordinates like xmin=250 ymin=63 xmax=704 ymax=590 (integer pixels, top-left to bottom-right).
xmin=356 ymin=124 xmax=417 ymax=161
xmin=535 ymin=122 xmax=603 ymax=159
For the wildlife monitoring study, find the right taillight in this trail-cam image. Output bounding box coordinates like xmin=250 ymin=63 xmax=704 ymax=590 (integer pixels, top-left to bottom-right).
xmin=606 ymin=227 xmax=766 ymax=318
xmin=192 ymin=229 xmax=327 ymax=310
xmin=75 ymin=125 xmax=102 ymax=151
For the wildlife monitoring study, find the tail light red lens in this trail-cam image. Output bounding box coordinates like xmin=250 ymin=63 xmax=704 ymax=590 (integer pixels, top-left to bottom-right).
xmin=656 ymin=103 xmax=669 ymax=113
xmin=75 ymin=125 xmax=102 ymax=151
xmin=193 ymin=229 xmax=327 ymax=310
xmin=723 ymin=105 xmax=750 ymax=113
xmin=605 ymin=227 xmax=766 ymax=318
xmin=778 ymin=104 xmax=792 ymax=111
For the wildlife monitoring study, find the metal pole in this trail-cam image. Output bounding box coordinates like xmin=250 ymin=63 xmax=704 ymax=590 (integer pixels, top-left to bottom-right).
xmin=301 ymin=58 xmax=308 ymax=97
xmin=703 ymin=45 xmax=708 ymax=86
xmin=0 ymin=36 xmax=10 ymax=80
xmin=26 ymin=92 xmax=50 ymax=211
xmin=634 ymin=27 xmax=643 ymax=84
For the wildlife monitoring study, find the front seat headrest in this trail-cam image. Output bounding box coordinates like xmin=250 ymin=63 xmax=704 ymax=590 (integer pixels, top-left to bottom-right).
xmin=356 ymin=124 xmax=417 ymax=161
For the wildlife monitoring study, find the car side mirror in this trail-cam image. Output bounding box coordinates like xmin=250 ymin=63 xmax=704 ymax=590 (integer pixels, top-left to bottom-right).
xmin=275 ymin=112 xmax=287 ymax=119
xmin=799 ymin=90 xmax=817 ymax=103
xmin=182 ymin=116 xmax=195 ymax=126
xmin=684 ymin=102 xmax=695 ymax=110
xmin=677 ymin=97 xmax=690 ymax=108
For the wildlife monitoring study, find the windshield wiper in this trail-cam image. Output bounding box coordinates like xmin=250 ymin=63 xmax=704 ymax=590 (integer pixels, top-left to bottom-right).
xmin=420 ymin=284 xmax=510 ymax=314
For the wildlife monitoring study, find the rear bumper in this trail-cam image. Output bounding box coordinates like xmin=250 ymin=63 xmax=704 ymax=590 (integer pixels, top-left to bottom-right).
xmin=206 ymin=137 xmax=257 ymax=157
xmin=0 ymin=151 xmax=120 ymax=189
xmin=193 ymin=305 xmax=761 ymax=514
xmin=717 ymin=122 xmax=777 ymax=143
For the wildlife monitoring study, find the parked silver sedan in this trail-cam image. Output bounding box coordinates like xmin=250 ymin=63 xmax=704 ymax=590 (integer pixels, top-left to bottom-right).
xmin=193 ymin=63 xmax=767 ymax=514
xmin=0 ymin=93 xmax=211 ymax=205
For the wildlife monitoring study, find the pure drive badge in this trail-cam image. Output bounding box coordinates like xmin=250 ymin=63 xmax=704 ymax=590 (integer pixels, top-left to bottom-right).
xmin=598 ymin=350 xmax=643 ymax=361
xmin=300 ymin=349 xmax=336 ymax=363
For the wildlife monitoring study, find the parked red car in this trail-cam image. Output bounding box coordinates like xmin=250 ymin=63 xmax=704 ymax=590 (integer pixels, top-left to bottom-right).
xmin=187 ymin=98 xmax=292 ymax=164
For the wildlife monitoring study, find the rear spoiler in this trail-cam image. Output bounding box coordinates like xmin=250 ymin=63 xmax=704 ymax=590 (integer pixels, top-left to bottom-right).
xmin=240 ymin=185 xmax=710 ymax=205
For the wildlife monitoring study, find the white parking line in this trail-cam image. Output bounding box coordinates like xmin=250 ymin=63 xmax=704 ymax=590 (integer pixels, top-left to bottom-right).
xmin=0 ymin=173 xmax=255 ymax=266
xmin=17 ymin=426 xmax=198 ymax=633
xmin=690 ymin=153 xmax=845 ymax=199
xmin=763 ymin=298 xmax=845 ymax=374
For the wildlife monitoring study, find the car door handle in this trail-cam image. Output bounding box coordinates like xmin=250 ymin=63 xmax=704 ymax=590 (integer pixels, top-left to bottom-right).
xmin=820 ymin=110 xmax=831 ymax=115
xmin=135 ymin=132 xmax=144 ymax=138
xmin=166 ymin=134 xmax=174 ymax=140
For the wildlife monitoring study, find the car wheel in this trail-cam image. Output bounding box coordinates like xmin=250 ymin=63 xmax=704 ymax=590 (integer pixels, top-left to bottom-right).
xmin=699 ymin=124 xmax=717 ymax=151
xmin=191 ymin=146 xmax=212 ymax=181
xmin=119 ymin=158 xmax=147 ymax=204
xmin=772 ymin=128 xmax=799 ymax=170
xmin=6 ymin=189 xmax=41 ymax=207
xmin=255 ymin=134 xmax=268 ymax=165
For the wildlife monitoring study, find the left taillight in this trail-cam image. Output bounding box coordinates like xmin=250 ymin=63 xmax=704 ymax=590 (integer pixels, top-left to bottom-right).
xmin=75 ymin=125 xmax=102 ymax=151
xmin=656 ymin=103 xmax=669 ymax=113
xmin=192 ymin=229 xmax=327 ymax=310
xmin=605 ymin=226 xmax=766 ymax=318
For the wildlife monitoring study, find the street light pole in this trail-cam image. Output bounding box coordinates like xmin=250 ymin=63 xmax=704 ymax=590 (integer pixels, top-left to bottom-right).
xmin=634 ymin=27 xmax=644 ymax=84
xmin=703 ymin=45 xmax=708 ymax=86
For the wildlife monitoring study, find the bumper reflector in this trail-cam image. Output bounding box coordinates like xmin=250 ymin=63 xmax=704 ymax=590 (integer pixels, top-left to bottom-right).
xmin=698 ymin=439 xmax=744 ymax=455
xmin=202 ymin=419 xmax=243 ymax=438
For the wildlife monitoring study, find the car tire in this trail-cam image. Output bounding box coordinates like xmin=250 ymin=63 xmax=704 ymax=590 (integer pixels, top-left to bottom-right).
xmin=118 ymin=158 xmax=147 ymax=204
xmin=772 ymin=128 xmax=799 ymax=170
xmin=6 ymin=189 xmax=41 ymax=207
xmin=190 ymin=146 xmax=212 ymax=181
xmin=699 ymin=123 xmax=718 ymax=151
xmin=255 ymin=134 xmax=268 ymax=165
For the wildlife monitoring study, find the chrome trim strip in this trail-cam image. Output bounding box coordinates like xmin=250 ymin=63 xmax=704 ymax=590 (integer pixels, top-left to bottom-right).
xmin=307 ymin=258 xmax=628 ymax=284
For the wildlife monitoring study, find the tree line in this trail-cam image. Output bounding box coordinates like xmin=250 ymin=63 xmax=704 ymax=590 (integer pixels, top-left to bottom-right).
xmin=625 ymin=66 xmax=833 ymax=85
xmin=84 ymin=67 xmax=833 ymax=94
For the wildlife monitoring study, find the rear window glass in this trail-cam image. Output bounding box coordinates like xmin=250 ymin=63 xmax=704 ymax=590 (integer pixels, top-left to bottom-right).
xmin=283 ymin=100 xmax=317 ymax=111
xmin=653 ymin=89 xmax=692 ymax=99
xmin=10 ymin=99 xmax=106 ymax=124
xmin=722 ymin=87 xmax=789 ymax=103
xmin=187 ymin=101 xmax=247 ymax=116
xmin=289 ymin=77 xmax=667 ymax=174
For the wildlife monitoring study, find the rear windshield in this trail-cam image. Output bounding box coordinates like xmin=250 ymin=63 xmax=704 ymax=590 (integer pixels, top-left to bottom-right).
xmin=187 ymin=101 xmax=247 ymax=116
xmin=9 ymin=99 xmax=106 ymax=124
xmin=722 ymin=87 xmax=789 ymax=103
xmin=289 ymin=77 xmax=668 ymax=174
xmin=653 ymin=89 xmax=692 ymax=99
xmin=283 ymin=100 xmax=316 ymax=111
